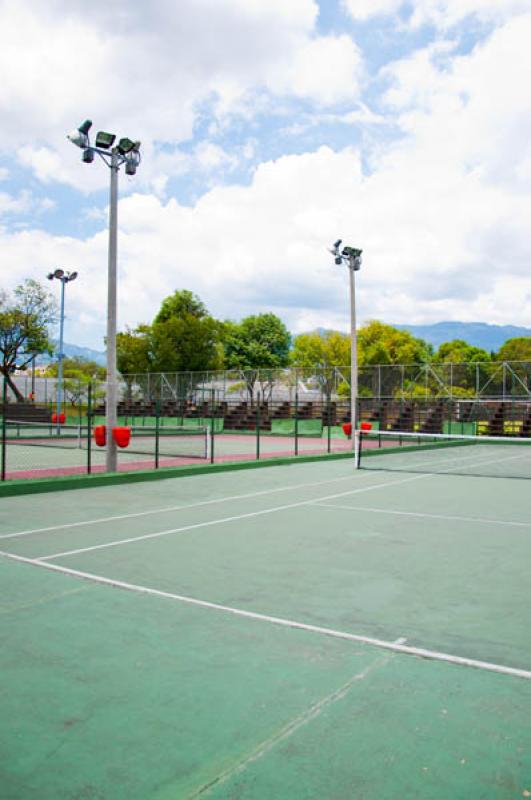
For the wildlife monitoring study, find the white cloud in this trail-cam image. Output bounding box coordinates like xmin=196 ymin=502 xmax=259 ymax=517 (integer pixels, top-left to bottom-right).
xmin=0 ymin=0 xmax=362 ymax=191
xmin=268 ymin=35 xmax=364 ymax=104
xmin=342 ymin=0 xmax=531 ymax=27
xmin=341 ymin=0 xmax=401 ymax=22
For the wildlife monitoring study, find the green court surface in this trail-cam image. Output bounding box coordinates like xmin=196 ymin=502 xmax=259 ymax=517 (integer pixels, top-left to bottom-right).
xmin=1 ymin=454 xmax=530 ymax=798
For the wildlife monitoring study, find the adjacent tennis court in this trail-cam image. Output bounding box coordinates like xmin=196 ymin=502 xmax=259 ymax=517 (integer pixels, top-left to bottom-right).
xmin=1 ymin=445 xmax=530 ymax=798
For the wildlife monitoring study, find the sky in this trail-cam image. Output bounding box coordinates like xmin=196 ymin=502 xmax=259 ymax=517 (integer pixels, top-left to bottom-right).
xmin=1 ymin=0 xmax=531 ymax=351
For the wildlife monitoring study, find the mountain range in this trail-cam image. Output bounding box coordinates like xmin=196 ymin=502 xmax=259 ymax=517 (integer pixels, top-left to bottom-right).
xmin=393 ymin=321 xmax=531 ymax=351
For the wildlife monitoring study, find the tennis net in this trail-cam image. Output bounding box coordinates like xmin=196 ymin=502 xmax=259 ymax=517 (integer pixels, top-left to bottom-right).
xmin=4 ymin=420 xmax=85 ymax=449
xmin=358 ymin=429 xmax=531 ymax=480
xmin=4 ymin=420 xmax=209 ymax=460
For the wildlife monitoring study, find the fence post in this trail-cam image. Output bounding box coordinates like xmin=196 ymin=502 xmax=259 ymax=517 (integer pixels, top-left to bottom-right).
xmin=327 ymin=394 xmax=332 ymax=453
xmin=155 ymin=400 xmax=160 ymax=469
xmin=87 ymin=383 xmax=92 ymax=474
xmin=294 ymin=389 xmax=299 ymax=456
xmin=256 ymin=391 xmax=261 ymax=460
xmin=210 ymin=388 xmax=215 ymax=464
xmin=1 ymin=377 xmax=6 ymax=481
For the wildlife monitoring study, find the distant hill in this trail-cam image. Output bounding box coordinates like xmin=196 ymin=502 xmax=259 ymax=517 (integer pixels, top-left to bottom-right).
xmin=38 ymin=342 xmax=106 ymax=366
xmin=392 ymin=322 xmax=531 ymax=352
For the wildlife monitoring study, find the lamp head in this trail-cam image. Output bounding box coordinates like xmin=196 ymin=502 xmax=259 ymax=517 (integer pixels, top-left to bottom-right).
xmin=82 ymin=148 xmax=94 ymax=164
xmin=68 ymin=271 xmax=78 ymax=282
xmin=78 ymin=119 xmax=92 ymax=135
xmin=54 ymin=269 xmax=65 ymax=279
xmin=117 ymin=137 xmax=135 ymax=155
xmin=95 ymin=131 xmax=116 ymax=149
xmin=47 ymin=272 xmax=54 ymax=280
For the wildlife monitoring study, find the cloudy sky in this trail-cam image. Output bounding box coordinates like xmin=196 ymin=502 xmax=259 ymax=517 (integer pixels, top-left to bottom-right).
xmin=1 ymin=0 xmax=530 ymax=350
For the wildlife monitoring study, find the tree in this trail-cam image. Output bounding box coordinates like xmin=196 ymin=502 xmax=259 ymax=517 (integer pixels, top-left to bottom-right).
xmin=0 ymin=279 xmax=57 ymax=401
xmin=117 ymin=326 xmax=153 ymax=376
xmin=434 ymin=339 xmax=491 ymax=364
xmin=150 ymin=290 xmax=223 ymax=375
xmin=223 ymin=313 xmax=291 ymax=400
xmin=45 ymin=357 xmax=106 ymax=407
xmin=116 ymin=291 xmax=224 ymax=400
xmin=290 ymin=330 xmax=350 ymax=397
xmin=495 ymin=337 xmax=531 ymax=362
xmin=358 ymin=321 xmax=432 ymax=365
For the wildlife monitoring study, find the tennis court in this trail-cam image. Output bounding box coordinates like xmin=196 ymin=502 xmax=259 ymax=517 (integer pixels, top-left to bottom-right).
xmin=1 ymin=442 xmax=530 ymax=798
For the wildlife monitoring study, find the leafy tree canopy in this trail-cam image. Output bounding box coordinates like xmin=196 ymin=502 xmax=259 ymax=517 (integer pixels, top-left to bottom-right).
xmin=358 ymin=321 xmax=432 ymax=365
xmin=434 ymin=339 xmax=491 ymax=363
xmin=116 ymin=325 xmax=153 ymax=376
xmin=223 ymin=313 xmax=291 ymax=371
xmin=0 ymin=279 xmax=57 ymax=401
xmin=45 ymin=356 xmax=105 ymax=381
xmin=495 ymin=337 xmax=531 ymax=362
xmin=291 ymin=330 xmax=350 ymax=370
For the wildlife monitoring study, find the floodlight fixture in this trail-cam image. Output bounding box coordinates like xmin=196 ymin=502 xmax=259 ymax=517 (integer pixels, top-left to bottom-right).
xmin=67 ymin=119 xmax=92 ymax=148
xmin=82 ymin=148 xmax=94 ymax=164
xmin=117 ymin=137 xmax=135 ymax=154
xmin=95 ymin=131 xmax=116 ymax=149
xmin=54 ymin=268 xmax=65 ymax=279
xmin=342 ymin=246 xmax=362 ymax=259
xmin=68 ymin=271 xmax=78 ymax=281
xmin=47 ymin=272 xmax=54 ymax=280
xmin=334 ymin=239 xmax=342 ymax=249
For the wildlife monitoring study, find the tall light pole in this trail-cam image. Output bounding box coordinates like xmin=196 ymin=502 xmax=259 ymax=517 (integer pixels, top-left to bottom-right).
xmin=47 ymin=269 xmax=78 ymax=427
xmin=67 ymin=120 xmax=141 ymax=472
xmin=329 ymin=240 xmax=363 ymax=464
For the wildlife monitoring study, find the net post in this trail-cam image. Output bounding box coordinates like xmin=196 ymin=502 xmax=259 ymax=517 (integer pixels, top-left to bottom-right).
xmin=1 ymin=377 xmax=6 ymax=481
xmin=210 ymin=388 xmax=215 ymax=464
xmin=87 ymin=383 xmax=92 ymax=475
xmin=327 ymin=393 xmax=331 ymax=453
xmin=294 ymin=389 xmax=299 ymax=456
xmin=256 ymin=391 xmax=261 ymax=460
xmin=155 ymin=400 xmax=160 ymax=469
xmin=355 ymin=427 xmax=363 ymax=469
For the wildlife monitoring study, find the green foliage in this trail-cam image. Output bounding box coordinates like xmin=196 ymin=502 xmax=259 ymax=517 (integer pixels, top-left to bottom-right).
xmin=116 ymin=291 xmax=223 ymax=399
xmin=291 ymin=330 xmax=350 ymax=396
xmin=45 ymin=357 xmax=106 ymax=407
xmin=291 ymin=330 xmax=350 ymax=370
xmin=358 ymin=321 xmax=433 ymax=365
xmin=222 ymin=313 xmax=291 ymax=399
xmin=116 ymin=325 xmax=152 ymax=376
xmin=434 ymin=339 xmax=491 ymax=363
xmin=495 ymin=337 xmax=531 ymax=362
xmin=0 ymin=279 xmax=57 ymax=401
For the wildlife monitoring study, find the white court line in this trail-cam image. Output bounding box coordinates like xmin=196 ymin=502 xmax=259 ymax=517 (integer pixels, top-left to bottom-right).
xmin=0 ymin=472 xmax=367 ymax=541
xmin=312 ymin=503 xmax=531 ymax=529
xmin=2 ymin=549 xmax=530 ymax=682
xmin=38 ymin=472 xmax=434 ymax=561
xmin=36 ymin=446 xmax=530 ymax=561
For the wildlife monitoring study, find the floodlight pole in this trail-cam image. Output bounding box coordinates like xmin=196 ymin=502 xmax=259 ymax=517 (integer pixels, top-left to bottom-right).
xmin=348 ymin=255 xmax=359 ymax=463
xmin=329 ymin=242 xmax=362 ymax=465
xmin=106 ymin=149 xmax=119 ymax=472
xmin=67 ymin=120 xmax=141 ymax=473
xmin=57 ymin=277 xmax=66 ymax=424
xmin=47 ymin=269 xmax=78 ymax=430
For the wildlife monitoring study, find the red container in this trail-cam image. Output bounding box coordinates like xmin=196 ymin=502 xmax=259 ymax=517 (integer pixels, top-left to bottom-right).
xmin=112 ymin=426 xmax=131 ymax=448
xmin=93 ymin=425 xmax=106 ymax=447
